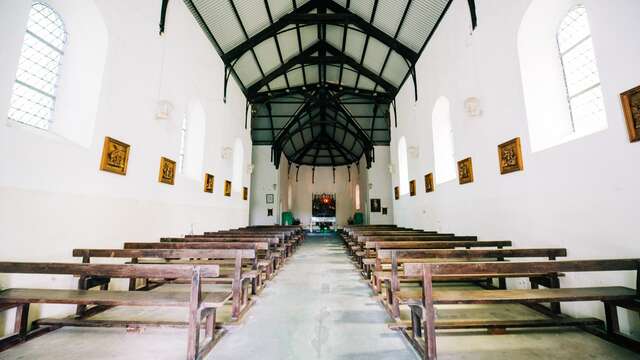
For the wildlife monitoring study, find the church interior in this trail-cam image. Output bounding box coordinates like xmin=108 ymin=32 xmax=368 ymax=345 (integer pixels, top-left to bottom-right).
xmin=1 ymin=0 xmax=640 ymax=359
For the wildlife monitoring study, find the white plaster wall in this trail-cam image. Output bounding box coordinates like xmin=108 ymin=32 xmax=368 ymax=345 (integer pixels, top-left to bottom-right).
xmin=0 ymin=0 xmax=251 ymax=332
xmin=249 ymin=146 xmax=280 ymax=225
xmin=391 ymin=0 xmax=640 ymax=336
xmin=366 ymin=146 xmax=394 ymax=224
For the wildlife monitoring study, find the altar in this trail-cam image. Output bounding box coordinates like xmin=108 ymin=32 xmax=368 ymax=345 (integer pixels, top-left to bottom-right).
xmin=310 ymin=193 xmax=336 ymax=232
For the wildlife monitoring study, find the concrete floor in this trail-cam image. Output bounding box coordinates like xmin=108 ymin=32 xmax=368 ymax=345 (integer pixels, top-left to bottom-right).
xmin=1 ymin=233 xmax=639 ymax=359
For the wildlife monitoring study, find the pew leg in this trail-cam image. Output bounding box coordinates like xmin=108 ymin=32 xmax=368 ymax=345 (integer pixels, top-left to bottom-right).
xmin=549 ymin=276 xmax=561 ymax=314
xmin=76 ymin=277 xmax=87 ymax=316
xmin=411 ymin=305 xmax=422 ymax=339
xmin=205 ymin=308 xmax=216 ymax=340
xmin=251 ymin=277 xmax=258 ymax=296
xmin=604 ymin=302 xmax=620 ymax=336
xmin=128 ymin=277 xmax=137 ymax=291
xmin=14 ymin=304 xmax=30 ymax=338
xmin=187 ymin=308 xmax=201 ymax=360
xmin=498 ymin=277 xmax=507 ymax=290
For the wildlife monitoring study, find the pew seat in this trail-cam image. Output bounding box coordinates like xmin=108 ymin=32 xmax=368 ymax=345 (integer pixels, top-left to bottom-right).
xmin=0 ymin=288 xmax=230 ymax=308
xmin=396 ymin=286 xmax=636 ymax=305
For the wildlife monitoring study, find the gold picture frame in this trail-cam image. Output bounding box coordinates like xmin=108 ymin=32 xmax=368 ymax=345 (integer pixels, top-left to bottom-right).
xmin=457 ymin=157 xmax=474 ymax=184
xmin=498 ymin=137 xmax=524 ymax=175
xmin=158 ymin=157 xmax=176 ymax=185
xmin=99 ymin=136 xmax=130 ymax=175
xmin=204 ymin=173 xmax=214 ymax=193
xmin=409 ymin=180 xmax=416 ymax=196
xmin=394 ymin=186 xmax=400 ymax=200
xmin=224 ymin=180 xmax=232 ymax=197
xmin=621 ymin=85 xmax=640 ymax=142
xmin=424 ymin=173 xmax=434 ymax=193
xmin=243 ymin=187 xmax=249 ymax=201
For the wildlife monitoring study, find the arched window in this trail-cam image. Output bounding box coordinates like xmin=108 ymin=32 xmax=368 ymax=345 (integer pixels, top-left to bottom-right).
xmin=519 ymin=2 xmax=606 ymax=152
xmin=178 ymin=115 xmax=188 ymax=174
xmin=432 ymin=97 xmax=456 ymax=184
xmin=8 ymin=3 xmax=67 ymax=130
xmin=179 ymin=100 xmax=205 ymax=180
xmin=397 ymin=137 xmax=409 ymax=195
xmin=232 ymin=138 xmax=244 ymax=192
xmin=557 ymin=5 xmax=606 ymax=135
xmin=355 ymin=184 xmax=361 ymax=210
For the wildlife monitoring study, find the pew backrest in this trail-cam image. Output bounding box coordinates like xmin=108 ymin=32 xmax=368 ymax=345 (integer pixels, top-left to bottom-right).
xmin=0 ymin=261 xmax=220 ymax=279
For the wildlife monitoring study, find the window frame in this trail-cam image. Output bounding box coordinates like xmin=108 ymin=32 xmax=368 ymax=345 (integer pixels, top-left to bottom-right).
xmin=556 ymin=4 xmax=604 ymax=135
xmin=178 ymin=114 xmax=188 ymax=174
xmin=7 ymin=2 xmax=68 ymax=130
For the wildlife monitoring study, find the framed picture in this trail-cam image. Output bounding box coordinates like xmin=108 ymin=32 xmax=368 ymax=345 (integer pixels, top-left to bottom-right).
xmin=424 ymin=173 xmax=434 ymax=193
xmin=370 ymin=198 xmax=381 ymax=213
xmin=158 ymin=157 xmax=176 ymax=185
xmin=203 ymin=173 xmax=214 ymax=193
xmin=243 ymin=187 xmax=249 ymax=201
xmin=99 ymin=136 xmax=130 ymax=175
xmin=382 ymin=207 xmax=388 ymax=215
xmin=267 ymin=208 xmax=273 ymax=217
xmin=394 ymin=186 xmax=400 ymax=200
xmin=621 ymin=85 xmax=640 ymax=142
xmin=409 ymin=180 xmax=416 ymax=196
xmin=498 ymin=137 xmax=524 ymax=175
xmin=457 ymin=157 xmax=474 ymax=184
xmin=224 ymin=180 xmax=232 ymax=197
xmin=266 ymin=194 xmax=274 ymax=204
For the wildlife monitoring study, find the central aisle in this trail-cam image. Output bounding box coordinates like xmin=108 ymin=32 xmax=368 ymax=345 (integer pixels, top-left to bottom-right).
xmin=212 ymin=233 xmax=417 ymax=360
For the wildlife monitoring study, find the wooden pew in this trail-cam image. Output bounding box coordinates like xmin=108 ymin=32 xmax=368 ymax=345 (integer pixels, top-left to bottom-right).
xmin=402 ymin=259 xmax=640 ymax=360
xmin=364 ymin=241 xmax=513 ymax=284
xmin=346 ymin=231 xmax=457 ymax=257
xmin=73 ymin=248 xmax=256 ymax=320
xmin=0 ymin=262 xmax=228 ymax=360
xmin=188 ymin=233 xmax=294 ymax=257
xmin=352 ymin=234 xmax=479 ymax=266
xmin=124 ymin=241 xmax=275 ymax=280
xmin=161 ymin=236 xmax=285 ymax=270
xmin=381 ymin=248 xmax=567 ymax=318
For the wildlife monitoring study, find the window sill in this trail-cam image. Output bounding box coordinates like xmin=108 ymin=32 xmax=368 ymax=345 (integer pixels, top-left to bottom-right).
xmin=531 ymin=125 xmax=608 ymax=153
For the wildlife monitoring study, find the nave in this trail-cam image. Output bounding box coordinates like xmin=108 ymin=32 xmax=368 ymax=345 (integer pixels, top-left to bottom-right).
xmin=2 ymin=229 xmax=639 ymax=360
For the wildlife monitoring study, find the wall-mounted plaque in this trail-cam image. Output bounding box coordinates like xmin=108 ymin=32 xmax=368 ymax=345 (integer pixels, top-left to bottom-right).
xmin=204 ymin=173 xmax=214 ymax=193
xmin=457 ymin=157 xmax=474 ymax=185
xmin=621 ymin=85 xmax=640 ymax=142
xmin=158 ymin=157 xmax=176 ymax=185
xmin=498 ymin=137 xmax=524 ymax=175
xmin=370 ymin=199 xmax=381 ymax=213
xmin=99 ymin=137 xmax=130 ymax=175
xmin=224 ymin=180 xmax=232 ymax=197
xmin=424 ymin=173 xmax=434 ymax=193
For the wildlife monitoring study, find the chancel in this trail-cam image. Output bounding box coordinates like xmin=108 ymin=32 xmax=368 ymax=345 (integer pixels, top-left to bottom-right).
xmin=0 ymin=1 xmax=639 ymax=359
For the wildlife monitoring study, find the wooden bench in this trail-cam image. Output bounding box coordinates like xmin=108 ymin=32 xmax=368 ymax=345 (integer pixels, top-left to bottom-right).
xmin=380 ymin=248 xmax=567 ymax=318
xmin=124 ymin=241 xmax=276 ymax=280
xmin=185 ymin=233 xmax=293 ymax=258
xmin=0 ymin=262 xmax=228 ymax=360
xmin=160 ymin=237 xmax=285 ymax=270
xmin=402 ymin=259 xmax=640 ymax=360
xmin=73 ymin=248 xmax=256 ymax=320
xmin=351 ymin=235 xmax=479 ymax=266
xmin=360 ymin=240 xmax=513 ymax=280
